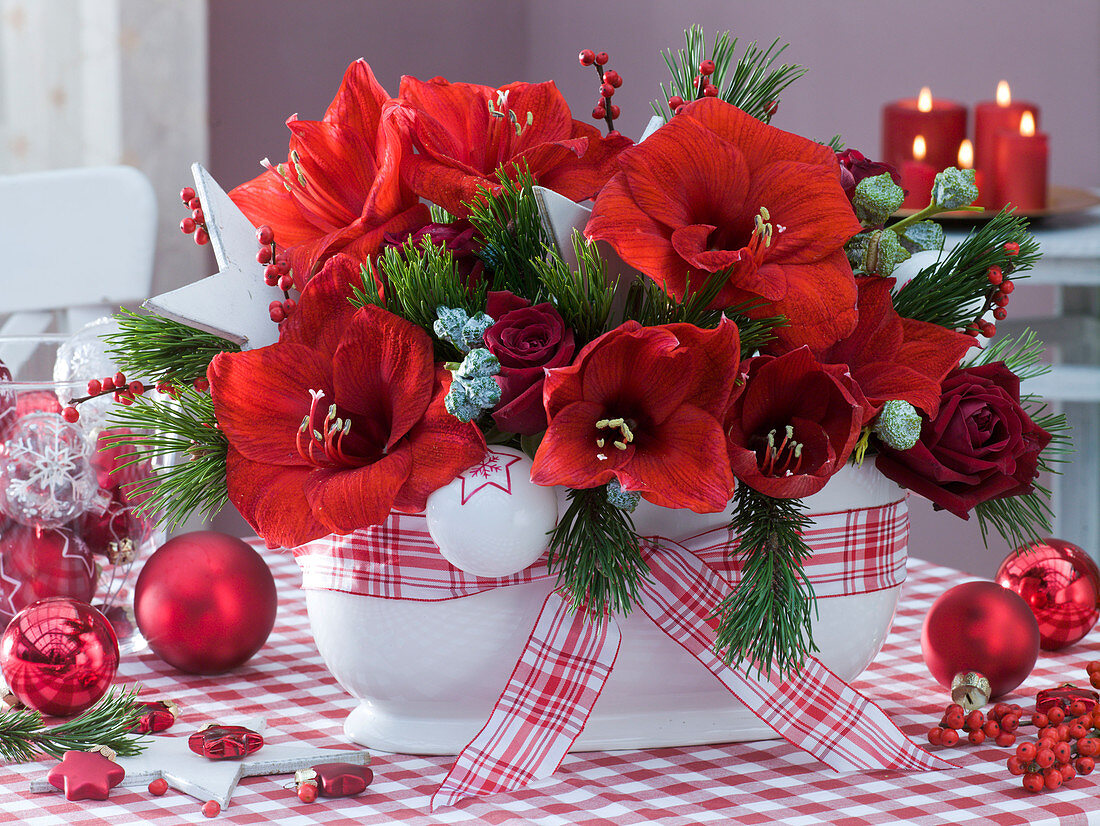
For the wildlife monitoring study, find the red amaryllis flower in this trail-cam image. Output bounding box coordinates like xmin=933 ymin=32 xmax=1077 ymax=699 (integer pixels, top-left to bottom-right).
xmin=812 ymin=277 xmax=976 ymax=420
xmin=530 ymin=318 xmax=740 ymax=512
xmin=229 ymin=60 xmax=430 ymax=283
xmin=726 ymin=348 xmax=868 ymax=499
xmin=586 ymin=99 xmax=863 ymax=350
xmin=208 ymin=255 xmax=486 ymax=548
xmin=392 ymin=76 xmax=632 ymax=216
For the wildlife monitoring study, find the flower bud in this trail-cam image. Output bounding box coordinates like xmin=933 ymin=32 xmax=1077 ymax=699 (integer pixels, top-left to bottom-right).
xmin=931 ymin=167 xmax=979 ymax=211
xmin=898 ymin=220 xmax=945 ymax=254
xmin=874 ymin=400 xmax=923 ymax=450
xmin=606 ymin=478 xmax=641 ymax=512
xmin=853 ymin=173 xmax=905 ymax=227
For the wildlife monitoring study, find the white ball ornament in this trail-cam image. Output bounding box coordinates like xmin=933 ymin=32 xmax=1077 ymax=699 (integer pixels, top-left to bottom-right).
xmin=425 ymin=446 xmax=558 ymax=578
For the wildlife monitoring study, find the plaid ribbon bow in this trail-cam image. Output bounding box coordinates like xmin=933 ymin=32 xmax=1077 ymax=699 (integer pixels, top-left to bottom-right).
xmin=295 ymin=500 xmax=952 ymax=810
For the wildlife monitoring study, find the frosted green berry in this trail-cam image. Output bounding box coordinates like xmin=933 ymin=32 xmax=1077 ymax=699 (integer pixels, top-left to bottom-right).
xmin=932 ymin=167 xmax=978 ymax=211
xmin=874 ymin=400 xmax=923 ymax=450
xmin=898 ymin=220 xmax=945 ymax=254
xmin=606 ymin=478 xmax=641 ymax=512
xmin=853 ymin=173 xmax=905 ymax=227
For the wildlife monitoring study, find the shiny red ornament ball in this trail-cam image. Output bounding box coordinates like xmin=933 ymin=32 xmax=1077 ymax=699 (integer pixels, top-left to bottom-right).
xmin=922 ymin=580 xmax=1040 ymax=699
xmin=995 ymin=539 xmax=1100 ymax=650
xmin=0 ymin=598 xmax=119 ymax=716
xmin=134 ymin=532 xmax=277 ymax=674
xmin=0 ymin=525 xmax=98 ymax=626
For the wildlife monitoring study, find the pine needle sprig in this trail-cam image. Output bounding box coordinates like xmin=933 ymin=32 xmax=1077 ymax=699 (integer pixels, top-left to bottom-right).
xmin=548 ymin=487 xmax=651 ymax=620
xmin=622 ymin=270 xmax=781 ymax=356
xmin=105 ymin=310 xmax=239 ymax=384
xmin=891 ymin=211 xmax=1040 ymax=329
xmin=652 ymin=27 xmax=805 ymax=122
xmin=0 ymin=687 xmax=146 ymax=762
xmin=533 ymin=232 xmax=617 ymax=345
xmin=712 ymin=485 xmax=818 ymax=679
xmin=464 ymin=166 xmax=548 ymax=299
xmin=102 ymin=386 xmax=229 ymax=530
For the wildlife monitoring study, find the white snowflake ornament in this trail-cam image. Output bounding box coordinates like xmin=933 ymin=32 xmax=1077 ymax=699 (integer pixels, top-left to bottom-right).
xmin=425 ymin=446 xmax=558 ymax=578
xmin=0 ymin=413 xmax=99 ymax=528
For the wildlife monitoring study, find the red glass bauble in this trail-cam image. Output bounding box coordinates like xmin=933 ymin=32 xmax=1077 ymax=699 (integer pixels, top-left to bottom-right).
xmin=0 ymin=525 xmax=97 ymax=626
xmin=133 ymin=532 xmax=278 ymax=674
xmin=0 ymin=598 xmax=119 ymax=716
xmin=995 ymin=538 xmax=1100 ymax=650
xmin=921 ymin=580 xmax=1040 ymax=698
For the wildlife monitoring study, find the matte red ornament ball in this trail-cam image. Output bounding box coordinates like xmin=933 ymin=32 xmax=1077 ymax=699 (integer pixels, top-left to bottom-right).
xmin=0 ymin=598 xmax=119 ymax=716
xmin=921 ymin=580 xmax=1040 ymax=698
xmin=134 ymin=532 xmax=277 ymax=674
xmin=996 ymin=539 xmax=1100 ymax=650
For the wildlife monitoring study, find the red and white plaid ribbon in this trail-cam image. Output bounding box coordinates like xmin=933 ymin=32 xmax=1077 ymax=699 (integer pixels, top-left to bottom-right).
xmin=294 ymin=500 xmax=952 ymax=810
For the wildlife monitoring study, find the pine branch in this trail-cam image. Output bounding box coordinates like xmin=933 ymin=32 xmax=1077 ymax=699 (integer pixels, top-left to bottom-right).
xmin=963 ymin=327 xmax=1049 ymax=381
xmin=104 ymin=310 xmax=239 ymax=384
xmin=548 ymin=487 xmax=650 ymax=619
xmin=0 ymin=687 xmax=146 ymax=762
xmin=712 ymin=485 xmax=818 ymax=679
xmin=532 ymin=232 xmax=617 ymax=345
xmin=464 ymin=165 xmax=548 ymax=299
xmin=891 ymin=211 xmax=1040 ymax=329
xmin=101 ymin=386 xmax=229 ymax=530
xmin=652 ymin=27 xmax=805 ymax=122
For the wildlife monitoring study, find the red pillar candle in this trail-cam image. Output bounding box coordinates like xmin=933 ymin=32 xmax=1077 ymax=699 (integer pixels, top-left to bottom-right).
xmin=900 ymin=135 xmax=937 ymax=210
xmin=974 ymin=81 xmax=1039 ymax=174
xmin=994 ymin=111 xmax=1049 ymax=211
xmin=883 ymin=87 xmax=967 ymax=175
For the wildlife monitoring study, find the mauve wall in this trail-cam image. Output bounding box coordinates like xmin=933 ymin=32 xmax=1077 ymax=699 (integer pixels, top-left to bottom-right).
xmin=208 ymin=1 xmax=1100 ymax=575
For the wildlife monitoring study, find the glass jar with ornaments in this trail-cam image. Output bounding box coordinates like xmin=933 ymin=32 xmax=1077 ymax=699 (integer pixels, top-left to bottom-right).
xmin=0 ymin=330 xmax=162 ymax=649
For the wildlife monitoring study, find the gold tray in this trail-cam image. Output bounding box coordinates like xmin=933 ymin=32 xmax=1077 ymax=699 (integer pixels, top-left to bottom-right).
xmin=895 ymin=185 xmax=1100 ymax=220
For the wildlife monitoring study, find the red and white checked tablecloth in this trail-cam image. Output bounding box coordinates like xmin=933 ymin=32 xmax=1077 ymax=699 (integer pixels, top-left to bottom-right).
xmin=2 ymin=549 xmax=1100 ymax=826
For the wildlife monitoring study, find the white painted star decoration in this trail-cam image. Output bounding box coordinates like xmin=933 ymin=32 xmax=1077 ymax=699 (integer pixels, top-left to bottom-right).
xmin=29 ymin=718 xmax=369 ymax=809
xmin=144 ymin=164 xmax=287 ymax=350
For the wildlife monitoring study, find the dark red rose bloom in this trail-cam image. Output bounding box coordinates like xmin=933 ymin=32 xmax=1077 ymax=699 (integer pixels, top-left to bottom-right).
xmin=726 ymin=347 xmax=868 ymax=499
xmin=836 ymin=149 xmax=903 ymax=200
xmin=810 ymin=277 xmax=976 ymax=420
xmin=875 ymin=362 xmax=1053 ymax=519
xmin=483 ymin=291 xmax=575 ymax=435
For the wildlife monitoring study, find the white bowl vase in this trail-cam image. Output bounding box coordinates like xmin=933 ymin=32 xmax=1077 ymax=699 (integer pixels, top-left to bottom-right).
xmin=300 ymin=462 xmax=906 ymax=754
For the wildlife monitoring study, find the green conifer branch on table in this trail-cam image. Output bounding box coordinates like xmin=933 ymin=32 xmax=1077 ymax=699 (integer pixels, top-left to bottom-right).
xmin=0 ymin=688 xmax=146 ymax=763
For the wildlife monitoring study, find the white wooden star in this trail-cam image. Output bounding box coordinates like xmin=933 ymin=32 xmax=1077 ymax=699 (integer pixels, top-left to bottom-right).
xmin=143 ymin=163 xmax=286 ymax=350
xmin=30 ymin=719 xmax=369 ymax=809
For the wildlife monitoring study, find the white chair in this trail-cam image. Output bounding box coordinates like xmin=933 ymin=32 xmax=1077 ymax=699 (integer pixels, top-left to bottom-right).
xmin=0 ymin=165 xmax=157 ymax=337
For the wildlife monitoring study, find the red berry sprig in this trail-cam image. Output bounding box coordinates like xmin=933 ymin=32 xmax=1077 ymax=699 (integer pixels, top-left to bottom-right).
xmin=178 ymin=186 xmax=209 ymax=246
xmin=255 ymin=225 xmax=298 ymax=324
xmin=579 ymin=48 xmax=621 ymax=134
xmin=927 ymin=702 xmax=1020 ymax=749
xmin=62 ymin=372 xmax=148 ymax=422
xmin=963 ymin=255 xmax=1019 ymax=339
xmin=667 ymin=57 xmax=721 ymax=116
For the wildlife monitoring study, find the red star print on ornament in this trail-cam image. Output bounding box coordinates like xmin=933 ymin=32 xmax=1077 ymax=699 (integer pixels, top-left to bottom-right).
xmin=459 ymin=449 xmax=523 ymax=504
xmin=47 ymin=750 xmax=125 ymax=801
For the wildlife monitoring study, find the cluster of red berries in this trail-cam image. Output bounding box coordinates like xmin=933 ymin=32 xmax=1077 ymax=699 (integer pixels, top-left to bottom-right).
xmin=666 ymin=58 xmax=719 ymax=115
xmin=254 ymin=225 xmax=298 ymax=324
xmin=1008 ymin=698 xmax=1099 ymax=792
xmin=62 ymin=374 xmax=210 ymax=422
xmin=178 ymin=186 xmax=209 ymax=246
xmin=964 ymin=241 xmax=1022 ymax=339
xmin=927 ymin=701 xmax=1021 ymax=749
xmin=578 ymin=49 xmax=621 ymax=130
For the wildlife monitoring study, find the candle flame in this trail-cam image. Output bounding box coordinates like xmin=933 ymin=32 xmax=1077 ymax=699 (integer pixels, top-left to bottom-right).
xmin=913 ymin=135 xmax=927 ymax=162
xmin=917 ymin=87 xmax=933 ymax=113
xmin=996 ymin=80 xmax=1011 ymax=106
xmin=1020 ymin=111 xmax=1036 ymax=137
xmin=958 ymin=139 xmax=974 ymax=169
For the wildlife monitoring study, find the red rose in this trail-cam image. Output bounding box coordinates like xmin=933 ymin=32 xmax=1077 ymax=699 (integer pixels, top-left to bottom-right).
xmin=483 ymin=291 xmax=575 ymax=435
xmin=726 ymin=348 xmax=868 ymax=499
xmin=836 ymin=148 xmax=902 ymax=200
xmin=875 ymin=362 xmax=1053 ymax=519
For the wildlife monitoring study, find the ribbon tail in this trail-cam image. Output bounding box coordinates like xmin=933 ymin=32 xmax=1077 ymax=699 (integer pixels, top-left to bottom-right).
xmin=431 ymin=591 xmax=621 ymax=810
xmin=639 ymin=543 xmax=954 ymax=773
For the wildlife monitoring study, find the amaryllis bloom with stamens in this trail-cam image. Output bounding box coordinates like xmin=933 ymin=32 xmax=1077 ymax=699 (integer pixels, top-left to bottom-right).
xmin=586 ymin=98 xmax=863 ymax=351
xmin=229 ymin=60 xmax=430 ymax=283
xmin=726 ymin=347 xmax=868 ymax=499
xmin=207 ymin=255 xmax=486 ymax=548
xmin=812 ymin=277 xmax=976 ymax=420
xmin=530 ymin=318 xmax=740 ymax=512
xmin=391 ymin=76 xmax=633 ymax=217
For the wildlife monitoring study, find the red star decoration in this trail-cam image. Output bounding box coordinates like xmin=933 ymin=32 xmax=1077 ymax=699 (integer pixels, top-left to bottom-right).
xmin=47 ymin=750 xmax=126 ymax=801
xmin=459 ymin=449 xmax=524 ymax=504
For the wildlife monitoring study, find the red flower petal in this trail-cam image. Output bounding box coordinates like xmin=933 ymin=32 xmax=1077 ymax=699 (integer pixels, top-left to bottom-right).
xmin=304 ymin=448 xmax=413 ymax=534
xmin=224 ymin=450 xmax=330 ymax=548
xmin=531 ymin=400 xmax=624 ymax=489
